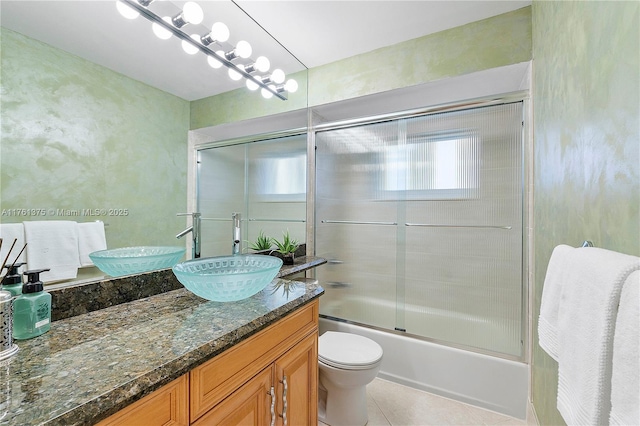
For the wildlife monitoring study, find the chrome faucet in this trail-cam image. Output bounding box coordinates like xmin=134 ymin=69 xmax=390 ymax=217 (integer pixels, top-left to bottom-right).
xmin=232 ymin=212 xmax=241 ymax=255
xmin=176 ymin=212 xmax=201 ymax=259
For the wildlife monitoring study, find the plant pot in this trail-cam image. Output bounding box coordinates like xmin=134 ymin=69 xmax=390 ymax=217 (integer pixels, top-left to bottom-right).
xmin=282 ymin=253 xmax=295 ymax=265
xmin=251 ymin=249 xmax=273 ymax=256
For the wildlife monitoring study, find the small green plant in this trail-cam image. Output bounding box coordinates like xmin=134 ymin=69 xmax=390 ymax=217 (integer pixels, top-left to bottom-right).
xmin=272 ymin=230 xmax=299 ymax=255
xmin=249 ymin=230 xmax=273 ymax=251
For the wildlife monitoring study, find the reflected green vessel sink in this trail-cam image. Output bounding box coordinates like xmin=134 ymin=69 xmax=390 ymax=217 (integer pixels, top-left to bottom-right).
xmin=172 ymin=254 xmax=283 ymax=302
xmin=89 ymin=246 xmax=186 ymax=277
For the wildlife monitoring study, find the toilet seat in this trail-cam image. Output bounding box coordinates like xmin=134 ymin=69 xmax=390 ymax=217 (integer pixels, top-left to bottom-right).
xmin=319 ymin=331 xmax=383 ymax=370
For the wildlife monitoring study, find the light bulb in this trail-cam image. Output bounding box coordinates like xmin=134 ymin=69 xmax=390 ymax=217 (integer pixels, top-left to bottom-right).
xmin=207 ymin=52 xmax=223 ymax=69
xmin=246 ymin=79 xmax=259 ymax=91
xmin=261 ymin=84 xmax=276 ymax=99
xmin=255 ymin=56 xmax=270 ymax=73
xmin=152 ymin=17 xmax=173 ymax=40
xmin=235 ymin=40 xmax=252 ymax=59
xmin=228 ymin=65 xmax=243 ymax=81
xmin=284 ymin=79 xmax=298 ymax=93
xmin=181 ymin=34 xmax=200 ymax=55
xmin=211 ymin=22 xmax=229 ymax=43
xmin=271 ymin=68 xmax=285 ymax=84
xmin=116 ymin=1 xmax=139 ymax=19
xmin=182 ymin=2 xmax=204 ymax=25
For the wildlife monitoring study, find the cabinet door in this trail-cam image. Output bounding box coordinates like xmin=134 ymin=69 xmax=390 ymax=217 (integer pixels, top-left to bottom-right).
xmin=96 ymin=374 xmax=189 ymax=426
xmin=274 ymin=333 xmax=318 ymax=426
xmin=192 ymin=367 xmax=273 ymax=426
xmin=190 ymin=301 xmax=318 ymax=421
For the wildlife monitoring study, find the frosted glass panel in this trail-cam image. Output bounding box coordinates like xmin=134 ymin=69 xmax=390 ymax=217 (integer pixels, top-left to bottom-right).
xmin=198 ymin=134 xmax=307 ymax=257
xmin=316 ymin=102 xmax=524 ymax=357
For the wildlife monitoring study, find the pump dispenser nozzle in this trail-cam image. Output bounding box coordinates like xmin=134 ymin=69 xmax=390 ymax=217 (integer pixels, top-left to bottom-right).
xmin=2 ymin=262 xmax=26 ymax=285
xmin=22 ymin=269 xmax=49 ymax=294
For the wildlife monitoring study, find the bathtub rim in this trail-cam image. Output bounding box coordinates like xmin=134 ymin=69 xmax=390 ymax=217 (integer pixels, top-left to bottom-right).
xmin=319 ymin=315 xmax=530 ymax=420
xmin=320 ymin=314 xmax=526 ymax=363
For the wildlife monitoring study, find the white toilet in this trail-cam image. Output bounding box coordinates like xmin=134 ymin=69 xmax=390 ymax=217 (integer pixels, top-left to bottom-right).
xmin=318 ymin=331 xmax=384 ymax=426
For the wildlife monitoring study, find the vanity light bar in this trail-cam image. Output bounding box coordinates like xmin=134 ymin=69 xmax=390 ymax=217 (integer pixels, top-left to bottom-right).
xmin=119 ymin=0 xmax=288 ymax=100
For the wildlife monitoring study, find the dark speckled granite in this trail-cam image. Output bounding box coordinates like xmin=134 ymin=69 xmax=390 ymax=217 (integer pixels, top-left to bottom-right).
xmin=50 ymin=256 xmax=326 ymax=321
xmin=49 ymin=269 xmax=183 ymax=321
xmin=1 ymin=278 xmax=324 ymax=425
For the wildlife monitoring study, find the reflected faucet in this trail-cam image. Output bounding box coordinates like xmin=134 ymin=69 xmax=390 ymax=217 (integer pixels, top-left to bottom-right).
xmin=232 ymin=212 xmax=241 ymax=255
xmin=176 ymin=212 xmax=201 ymax=259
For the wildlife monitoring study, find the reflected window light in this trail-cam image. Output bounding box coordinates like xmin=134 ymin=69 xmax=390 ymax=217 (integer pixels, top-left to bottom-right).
xmin=384 ymin=132 xmax=478 ymax=200
xmin=255 ymin=154 xmax=306 ymax=201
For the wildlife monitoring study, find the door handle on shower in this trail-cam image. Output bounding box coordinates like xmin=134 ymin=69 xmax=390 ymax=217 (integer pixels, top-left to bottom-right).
xmin=321 ymin=220 xmax=397 ymax=226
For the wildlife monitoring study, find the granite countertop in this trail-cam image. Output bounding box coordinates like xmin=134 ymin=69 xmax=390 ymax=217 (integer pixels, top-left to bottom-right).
xmin=0 ymin=258 xmax=326 ymax=426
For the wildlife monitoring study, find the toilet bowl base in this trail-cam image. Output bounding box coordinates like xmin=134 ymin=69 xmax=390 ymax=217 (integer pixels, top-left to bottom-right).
xmin=318 ymin=380 xmax=368 ymax=426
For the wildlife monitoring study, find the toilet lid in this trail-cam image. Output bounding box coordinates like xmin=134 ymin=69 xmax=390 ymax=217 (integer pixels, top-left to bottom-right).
xmin=319 ymin=331 xmax=383 ymax=370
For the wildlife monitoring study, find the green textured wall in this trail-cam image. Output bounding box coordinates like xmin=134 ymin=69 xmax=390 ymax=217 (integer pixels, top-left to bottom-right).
xmin=191 ymin=7 xmax=532 ymax=130
xmin=190 ymin=69 xmax=308 ymax=130
xmin=0 ymin=28 xmax=190 ymax=250
xmin=308 ymin=6 xmax=531 ymax=107
xmin=531 ymin=1 xmax=640 ymax=425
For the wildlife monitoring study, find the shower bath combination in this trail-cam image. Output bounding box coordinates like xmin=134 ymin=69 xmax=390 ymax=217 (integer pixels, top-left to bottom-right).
xmin=314 ymin=100 xmax=528 ymax=417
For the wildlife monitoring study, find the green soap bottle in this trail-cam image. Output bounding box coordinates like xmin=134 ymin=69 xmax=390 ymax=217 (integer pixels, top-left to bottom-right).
xmin=2 ymin=262 xmax=26 ymax=297
xmin=13 ymin=268 xmax=51 ymax=340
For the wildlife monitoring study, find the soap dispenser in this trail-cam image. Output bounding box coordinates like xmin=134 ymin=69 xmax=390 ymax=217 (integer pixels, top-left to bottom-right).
xmin=1 ymin=262 xmax=26 ymax=297
xmin=13 ymin=269 xmax=51 ymax=340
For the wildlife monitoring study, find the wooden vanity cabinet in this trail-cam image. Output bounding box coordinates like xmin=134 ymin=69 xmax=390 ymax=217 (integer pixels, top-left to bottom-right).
xmin=192 ymin=367 xmax=273 ymax=425
xmin=95 ymin=300 xmax=318 ymax=426
xmin=191 ymin=300 xmax=319 ymax=425
xmin=96 ymin=374 xmax=189 ymax=426
xmin=193 ymin=332 xmax=317 ymax=426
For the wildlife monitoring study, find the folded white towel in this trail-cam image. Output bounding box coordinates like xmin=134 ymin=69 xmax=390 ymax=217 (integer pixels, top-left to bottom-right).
xmin=0 ymin=222 xmax=26 ymax=266
xmin=538 ymin=244 xmax=575 ymax=361
xmin=23 ymin=220 xmax=80 ymax=283
xmin=78 ymin=221 xmax=107 ymax=267
xmin=610 ymin=270 xmax=639 ymax=426
xmin=555 ymin=247 xmax=640 ymax=426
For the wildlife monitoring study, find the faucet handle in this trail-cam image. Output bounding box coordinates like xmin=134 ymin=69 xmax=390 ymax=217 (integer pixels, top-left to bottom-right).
xmin=177 ymin=212 xmax=201 ymax=218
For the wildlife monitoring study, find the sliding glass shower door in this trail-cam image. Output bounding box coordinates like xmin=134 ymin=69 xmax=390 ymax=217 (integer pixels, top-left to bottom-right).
xmin=197 ymin=134 xmax=307 ymax=257
xmin=315 ymin=102 xmax=524 ymax=357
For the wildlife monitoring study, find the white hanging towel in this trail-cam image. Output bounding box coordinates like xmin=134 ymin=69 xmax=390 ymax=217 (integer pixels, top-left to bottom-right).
xmin=538 ymin=244 xmax=575 ymax=361
xmin=609 ymin=270 xmax=640 ymax=426
xmin=0 ymin=223 xmax=26 ymax=266
xmin=555 ymin=247 xmax=640 ymax=426
xmin=78 ymin=221 xmax=107 ymax=267
xmin=23 ymin=220 xmax=80 ymax=283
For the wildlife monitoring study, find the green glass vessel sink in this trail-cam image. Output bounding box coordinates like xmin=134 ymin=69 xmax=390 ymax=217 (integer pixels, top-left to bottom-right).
xmin=172 ymin=254 xmax=283 ymax=302
xmin=89 ymin=246 xmax=186 ymax=277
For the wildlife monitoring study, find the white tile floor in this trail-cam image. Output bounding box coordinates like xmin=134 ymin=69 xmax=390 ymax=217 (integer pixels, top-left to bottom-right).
xmin=319 ymin=378 xmax=534 ymax=426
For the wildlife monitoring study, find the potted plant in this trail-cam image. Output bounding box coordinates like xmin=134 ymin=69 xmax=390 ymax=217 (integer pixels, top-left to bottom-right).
xmin=271 ymin=230 xmax=299 ymax=265
xmin=248 ymin=230 xmax=273 ymax=254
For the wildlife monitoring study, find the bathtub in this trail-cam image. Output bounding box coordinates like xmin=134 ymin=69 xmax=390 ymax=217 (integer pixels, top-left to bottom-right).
xmin=319 ymin=314 xmax=529 ymax=420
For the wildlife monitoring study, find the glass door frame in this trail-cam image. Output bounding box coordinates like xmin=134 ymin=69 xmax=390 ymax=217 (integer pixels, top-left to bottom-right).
xmin=311 ymin=92 xmax=531 ymax=362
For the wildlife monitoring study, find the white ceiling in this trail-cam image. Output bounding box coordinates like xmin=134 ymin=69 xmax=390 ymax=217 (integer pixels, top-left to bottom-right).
xmin=1 ymin=0 xmax=530 ymax=101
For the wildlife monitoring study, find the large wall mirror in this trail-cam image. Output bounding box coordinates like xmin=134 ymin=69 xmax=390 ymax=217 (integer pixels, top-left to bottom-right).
xmin=197 ymin=132 xmax=308 ymax=258
xmin=0 ymin=1 xmax=308 ymax=286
